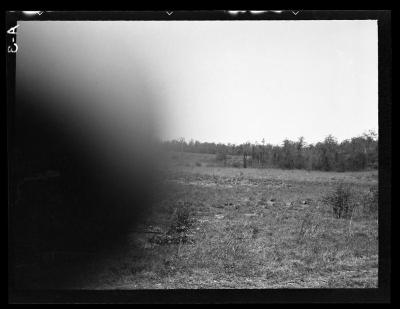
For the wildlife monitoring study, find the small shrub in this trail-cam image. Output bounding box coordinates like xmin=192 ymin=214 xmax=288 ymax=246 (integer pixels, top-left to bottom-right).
xmin=148 ymin=202 xmax=195 ymax=245
xmin=170 ymin=206 xmax=192 ymax=233
xmin=323 ymin=183 xmax=354 ymax=219
xmin=195 ymin=161 xmax=202 ymax=167
xmin=168 ymin=202 xmax=194 ymax=243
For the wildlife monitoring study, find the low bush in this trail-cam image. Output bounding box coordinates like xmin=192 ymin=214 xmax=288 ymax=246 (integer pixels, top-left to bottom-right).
xmin=149 ymin=202 xmax=195 ymax=245
xmin=169 ymin=205 xmax=193 ymax=234
xmin=323 ymin=183 xmax=354 ymax=219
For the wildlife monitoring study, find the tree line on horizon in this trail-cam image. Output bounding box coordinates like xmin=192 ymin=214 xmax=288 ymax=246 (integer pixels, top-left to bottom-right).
xmin=162 ymin=131 xmax=378 ymax=172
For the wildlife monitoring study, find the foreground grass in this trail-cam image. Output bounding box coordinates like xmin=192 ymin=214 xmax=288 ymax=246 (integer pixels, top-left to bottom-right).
xmin=81 ymin=154 xmax=378 ymax=289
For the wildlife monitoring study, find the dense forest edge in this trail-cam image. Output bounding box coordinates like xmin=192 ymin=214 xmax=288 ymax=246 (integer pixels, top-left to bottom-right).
xmin=162 ymin=130 xmax=378 ymax=172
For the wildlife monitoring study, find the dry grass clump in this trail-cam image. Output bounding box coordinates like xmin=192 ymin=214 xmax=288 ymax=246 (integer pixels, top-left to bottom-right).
xmin=363 ymin=184 xmax=378 ymax=216
xmin=297 ymin=211 xmax=320 ymax=243
xmin=149 ymin=202 xmax=195 ymax=245
xmin=323 ymin=182 xmax=354 ymax=218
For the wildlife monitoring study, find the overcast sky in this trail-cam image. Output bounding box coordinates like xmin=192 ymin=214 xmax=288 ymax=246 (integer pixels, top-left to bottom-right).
xmin=17 ymin=20 xmax=378 ymax=145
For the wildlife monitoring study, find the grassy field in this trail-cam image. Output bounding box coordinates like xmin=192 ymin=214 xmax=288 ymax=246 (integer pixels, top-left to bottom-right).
xmin=80 ymin=152 xmax=378 ymax=289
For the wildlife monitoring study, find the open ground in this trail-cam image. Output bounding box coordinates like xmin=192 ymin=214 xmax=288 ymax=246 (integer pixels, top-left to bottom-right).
xmin=79 ymin=152 xmax=378 ymax=289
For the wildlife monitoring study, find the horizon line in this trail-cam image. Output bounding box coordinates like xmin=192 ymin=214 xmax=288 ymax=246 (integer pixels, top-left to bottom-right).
xmin=160 ymin=129 xmax=378 ymax=147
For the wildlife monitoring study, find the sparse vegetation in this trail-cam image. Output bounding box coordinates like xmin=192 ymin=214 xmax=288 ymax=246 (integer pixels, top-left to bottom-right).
xmin=168 ymin=202 xmax=194 ymax=237
xmin=323 ymin=183 xmax=354 ymax=219
xmin=363 ymin=184 xmax=378 ymax=216
xmin=148 ymin=201 xmax=195 ymax=246
xmin=81 ymin=152 xmax=378 ymax=289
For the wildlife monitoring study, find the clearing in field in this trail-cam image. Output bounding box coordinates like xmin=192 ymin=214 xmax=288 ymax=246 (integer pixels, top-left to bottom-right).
xmin=80 ymin=152 xmax=378 ymax=289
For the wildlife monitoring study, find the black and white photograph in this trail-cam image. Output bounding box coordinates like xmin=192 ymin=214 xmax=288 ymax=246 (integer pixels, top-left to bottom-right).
xmin=7 ymin=10 xmax=391 ymax=303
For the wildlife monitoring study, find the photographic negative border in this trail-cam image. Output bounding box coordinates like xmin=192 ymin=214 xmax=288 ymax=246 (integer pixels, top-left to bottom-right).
xmin=6 ymin=10 xmax=391 ymax=304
